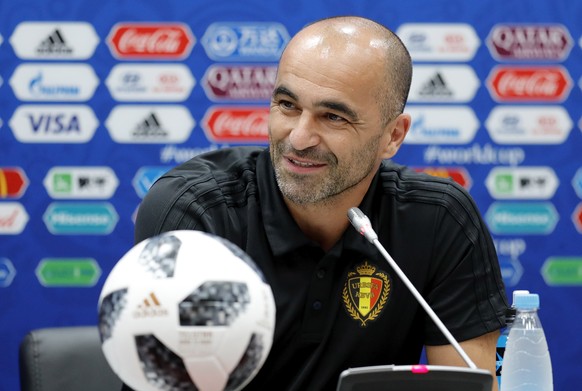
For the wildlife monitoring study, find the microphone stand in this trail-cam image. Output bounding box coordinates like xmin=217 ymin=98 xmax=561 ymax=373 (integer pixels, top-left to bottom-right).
xmin=347 ymin=207 xmax=477 ymax=370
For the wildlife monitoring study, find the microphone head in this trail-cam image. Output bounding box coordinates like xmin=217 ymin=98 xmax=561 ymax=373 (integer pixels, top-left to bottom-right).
xmin=347 ymin=207 xmax=378 ymax=242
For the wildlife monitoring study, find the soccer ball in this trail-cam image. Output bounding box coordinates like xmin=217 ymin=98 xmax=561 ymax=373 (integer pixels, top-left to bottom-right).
xmin=98 ymin=230 xmax=276 ymax=391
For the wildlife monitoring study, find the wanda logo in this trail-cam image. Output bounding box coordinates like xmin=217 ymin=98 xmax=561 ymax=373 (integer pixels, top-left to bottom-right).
xmin=202 ymin=107 xmax=270 ymax=143
xmin=107 ymin=23 xmax=194 ymax=59
xmin=488 ymin=66 xmax=571 ymax=102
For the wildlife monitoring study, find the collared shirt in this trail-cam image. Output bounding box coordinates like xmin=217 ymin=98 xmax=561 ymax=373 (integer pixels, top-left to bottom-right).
xmin=131 ymin=146 xmax=508 ymax=391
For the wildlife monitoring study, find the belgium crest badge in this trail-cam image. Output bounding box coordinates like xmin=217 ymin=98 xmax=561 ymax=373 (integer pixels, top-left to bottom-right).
xmin=342 ymin=261 xmax=391 ymax=326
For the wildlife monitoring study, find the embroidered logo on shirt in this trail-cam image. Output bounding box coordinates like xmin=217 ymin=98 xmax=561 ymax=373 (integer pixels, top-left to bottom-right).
xmin=342 ymin=261 xmax=391 ymax=327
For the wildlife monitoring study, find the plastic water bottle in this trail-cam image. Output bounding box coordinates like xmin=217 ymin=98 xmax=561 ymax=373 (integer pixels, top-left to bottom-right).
xmin=497 ymin=290 xmax=529 ymax=388
xmin=500 ymin=293 xmax=553 ymax=391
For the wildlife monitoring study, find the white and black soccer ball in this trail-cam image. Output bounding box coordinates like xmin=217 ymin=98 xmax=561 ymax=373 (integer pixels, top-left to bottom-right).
xmin=98 ymin=230 xmax=276 ymax=391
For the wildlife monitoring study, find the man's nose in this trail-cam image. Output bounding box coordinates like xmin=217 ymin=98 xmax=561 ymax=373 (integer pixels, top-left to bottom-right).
xmin=288 ymin=112 xmax=320 ymax=151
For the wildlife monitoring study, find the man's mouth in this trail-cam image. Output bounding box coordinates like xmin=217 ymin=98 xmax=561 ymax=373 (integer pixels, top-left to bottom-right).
xmin=287 ymin=158 xmax=323 ymax=168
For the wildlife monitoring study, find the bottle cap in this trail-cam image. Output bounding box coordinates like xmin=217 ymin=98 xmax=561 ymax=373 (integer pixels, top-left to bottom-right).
xmin=512 ymin=290 xmax=530 ymax=305
xmin=514 ymin=293 xmax=540 ymax=310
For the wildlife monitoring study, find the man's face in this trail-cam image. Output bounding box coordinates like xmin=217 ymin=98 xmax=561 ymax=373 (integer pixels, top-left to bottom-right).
xmin=268 ymin=31 xmax=393 ymax=205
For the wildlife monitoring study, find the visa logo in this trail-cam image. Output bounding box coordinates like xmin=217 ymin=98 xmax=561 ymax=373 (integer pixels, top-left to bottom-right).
xmin=9 ymin=104 xmax=98 ymax=143
xmin=28 ymin=113 xmax=80 ymax=133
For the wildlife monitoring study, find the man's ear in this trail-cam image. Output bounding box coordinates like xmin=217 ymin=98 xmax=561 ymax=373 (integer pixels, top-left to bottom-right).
xmin=381 ymin=113 xmax=411 ymax=159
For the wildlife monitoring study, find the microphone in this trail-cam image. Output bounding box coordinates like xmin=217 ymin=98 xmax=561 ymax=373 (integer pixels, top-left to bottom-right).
xmin=347 ymin=207 xmax=477 ymax=370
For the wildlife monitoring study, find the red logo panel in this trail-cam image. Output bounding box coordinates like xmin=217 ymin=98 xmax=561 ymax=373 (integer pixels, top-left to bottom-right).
xmin=413 ymin=167 xmax=472 ymax=190
xmin=488 ymin=66 xmax=572 ymax=102
xmin=107 ymin=23 xmax=194 ymax=59
xmin=0 ymin=168 xmax=29 ymax=198
xmin=202 ymin=107 xmax=270 ymax=143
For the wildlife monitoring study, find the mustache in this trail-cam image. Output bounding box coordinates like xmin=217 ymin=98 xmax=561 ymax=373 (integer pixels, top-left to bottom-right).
xmin=275 ymin=142 xmax=337 ymax=165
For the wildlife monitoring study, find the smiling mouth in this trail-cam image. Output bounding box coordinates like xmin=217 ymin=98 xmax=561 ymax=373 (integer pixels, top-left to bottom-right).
xmin=287 ymin=157 xmax=324 ymax=168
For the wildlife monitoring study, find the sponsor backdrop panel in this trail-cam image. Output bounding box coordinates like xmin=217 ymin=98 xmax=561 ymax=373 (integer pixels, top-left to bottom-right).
xmin=0 ymin=0 xmax=581 ymax=390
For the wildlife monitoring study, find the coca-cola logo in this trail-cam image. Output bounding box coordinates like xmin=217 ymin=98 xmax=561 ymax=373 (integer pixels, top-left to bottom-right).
xmin=487 ymin=66 xmax=572 ymax=102
xmin=202 ymin=107 xmax=269 ymax=143
xmin=107 ymin=23 xmax=195 ymax=59
xmin=487 ymin=24 xmax=573 ymax=61
xmin=202 ymin=65 xmax=277 ymax=101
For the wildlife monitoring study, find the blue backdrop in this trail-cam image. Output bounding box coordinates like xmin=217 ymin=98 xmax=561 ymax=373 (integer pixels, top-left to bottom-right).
xmin=1 ymin=0 xmax=581 ymax=390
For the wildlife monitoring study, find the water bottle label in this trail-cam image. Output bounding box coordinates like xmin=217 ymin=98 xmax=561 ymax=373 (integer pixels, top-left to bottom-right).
xmin=496 ymin=333 xmax=508 ymax=386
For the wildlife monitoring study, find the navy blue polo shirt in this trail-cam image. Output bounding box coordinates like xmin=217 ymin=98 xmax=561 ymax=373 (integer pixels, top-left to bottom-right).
xmin=131 ymin=146 xmax=508 ymax=391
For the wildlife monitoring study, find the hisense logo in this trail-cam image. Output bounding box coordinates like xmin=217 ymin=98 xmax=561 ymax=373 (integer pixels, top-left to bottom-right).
xmin=133 ymin=292 xmax=169 ymax=318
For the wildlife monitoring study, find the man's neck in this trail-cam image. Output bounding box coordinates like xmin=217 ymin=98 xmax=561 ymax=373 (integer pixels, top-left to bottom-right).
xmin=284 ymin=188 xmax=368 ymax=252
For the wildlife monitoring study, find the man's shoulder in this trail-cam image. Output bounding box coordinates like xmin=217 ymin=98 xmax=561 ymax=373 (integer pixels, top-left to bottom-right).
xmin=162 ymin=146 xmax=266 ymax=188
xmin=378 ymin=160 xmax=475 ymax=207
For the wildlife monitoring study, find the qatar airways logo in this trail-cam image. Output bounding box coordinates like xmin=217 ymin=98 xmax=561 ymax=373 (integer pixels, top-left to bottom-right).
xmin=487 ymin=24 xmax=573 ymax=61
xmin=487 ymin=66 xmax=572 ymax=102
xmin=107 ymin=23 xmax=195 ymax=59
xmin=202 ymin=64 xmax=277 ymax=101
xmin=202 ymin=106 xmax=269 ymax=143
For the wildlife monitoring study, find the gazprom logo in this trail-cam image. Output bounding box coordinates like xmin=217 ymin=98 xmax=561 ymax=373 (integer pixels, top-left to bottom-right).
xmin=9 ymin=63 xmax=99 ymax=101
xmin=485 ymin=202 xmax=558 ymax=235
xmin=201 ymin=22 xmax=289 ymax=61
xmin=404 ymin=106 xmax=479 ymax=144
xmin=43 ymin=202 xmax=118 ymax=234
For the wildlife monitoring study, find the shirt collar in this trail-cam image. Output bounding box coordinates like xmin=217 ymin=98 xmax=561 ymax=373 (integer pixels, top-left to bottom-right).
xmin=257 ymin=150 xmax=313 ymax=256
xmin=257 ymin=149 xmax=381 ymax=258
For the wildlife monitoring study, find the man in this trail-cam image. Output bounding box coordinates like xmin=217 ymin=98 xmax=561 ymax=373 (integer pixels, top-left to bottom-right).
xmin=130 ymin=16 xmax=508 ymax=391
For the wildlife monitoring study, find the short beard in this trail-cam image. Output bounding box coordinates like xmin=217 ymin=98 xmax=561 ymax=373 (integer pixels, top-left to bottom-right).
xmin=270 ymin=134 xmax=381 ymax=206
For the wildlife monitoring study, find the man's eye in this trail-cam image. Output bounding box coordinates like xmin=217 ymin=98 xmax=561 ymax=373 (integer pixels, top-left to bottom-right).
xmin=279 ymin=100 xmax=295 ymax=110
xmin=327 ymin=113 xmax=346 ymax=122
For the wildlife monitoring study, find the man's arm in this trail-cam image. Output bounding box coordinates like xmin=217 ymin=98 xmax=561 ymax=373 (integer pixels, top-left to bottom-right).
xmin=425 ymin=330 xmax=500 ymax=391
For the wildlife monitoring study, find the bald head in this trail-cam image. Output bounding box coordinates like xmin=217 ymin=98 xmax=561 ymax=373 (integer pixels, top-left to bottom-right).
xmin=281 ymin=16 xmax=412 ymax=125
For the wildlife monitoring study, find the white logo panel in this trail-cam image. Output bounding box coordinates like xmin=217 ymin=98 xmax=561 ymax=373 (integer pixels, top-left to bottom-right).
xmin=9 ymin=21 xmax=99 ymax=59
xmin=9 ymin=63 xmax=99 ymax=101
xmin=0 ymin=202 xmax=29 ymax=235
xmin=9 ymin=105 xmax=98 ymax=143
xmin=397 ymin=23 xmax=480 ymax=62
xmin=106 ymin=105 xmax=195 ymax=143
xmin=486 ymin=106 xmax=572 ymax=144
xmin=106 ymin=64 xmax=195 ymax=102
xmin=408 ymin=65 xmax=480 ymax=102
xmin=486 ymin=167 xmax=559 ymax=199
xmin=404 ymin=106 xmax=479 ymax=144
xmin=44 ymin=167 xmax=119 ymax=199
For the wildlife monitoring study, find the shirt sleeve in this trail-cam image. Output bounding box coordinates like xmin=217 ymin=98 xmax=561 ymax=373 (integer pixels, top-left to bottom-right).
xmin=423 ymin=184 xmax=509 ymax=345
xmin=134 ymin=174 xmax=196 ymax=244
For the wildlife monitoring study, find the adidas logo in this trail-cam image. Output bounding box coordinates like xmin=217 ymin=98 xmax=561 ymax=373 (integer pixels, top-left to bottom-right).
xmin=36 ymin=29 xmax=73 ymax=55
xmin=418 ymin=72 xmax=453 ymax=97
xmin=132 ymin=113 xmax=168 ymax=138
xmin=133 ymin=292 xmax=168 ymax=318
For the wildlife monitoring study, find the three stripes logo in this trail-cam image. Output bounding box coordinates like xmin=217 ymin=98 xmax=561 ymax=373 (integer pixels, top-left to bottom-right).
xmin=418 ymin=72 xmax=453 ymax=98
xmin=133 ymin=113 xmax=168 ymax=138
xmin=37 ymin=29 xmax=73 ymax=55
xmin=133 ymin=292 xmax=169 ymax=318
